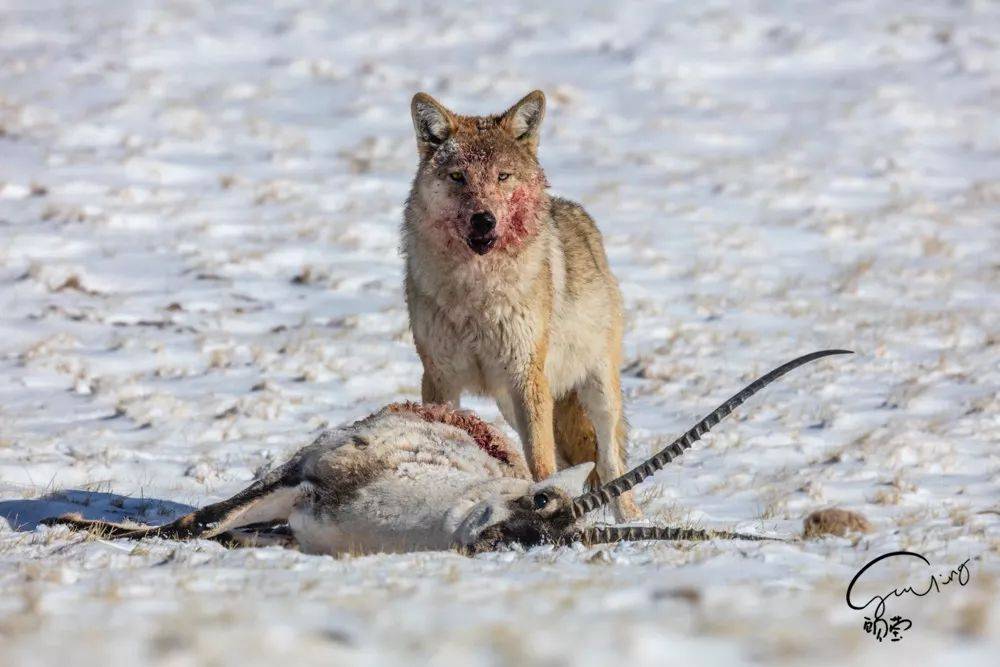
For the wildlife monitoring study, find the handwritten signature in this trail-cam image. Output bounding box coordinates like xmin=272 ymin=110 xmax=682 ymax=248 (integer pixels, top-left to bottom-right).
xmin=845 ymin=551 xmax=971 ymax=642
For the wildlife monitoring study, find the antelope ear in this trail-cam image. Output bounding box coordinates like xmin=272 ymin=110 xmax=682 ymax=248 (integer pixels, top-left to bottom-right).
xmin=532 ymin=462 xmax=594 ymax=496
xmin=500 ymin=90 xmax=545 ymax=151
xmin=411 ymin=92 xmax=455 ymax=157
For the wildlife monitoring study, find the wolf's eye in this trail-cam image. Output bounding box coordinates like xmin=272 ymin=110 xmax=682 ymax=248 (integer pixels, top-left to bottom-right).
xmin=449 ymin=171 xmax=465 ymax=184
xmin=532 ymin=491 xmax=550 ymax=510
xmin=497 ymin=172 xmax=511 ymax=182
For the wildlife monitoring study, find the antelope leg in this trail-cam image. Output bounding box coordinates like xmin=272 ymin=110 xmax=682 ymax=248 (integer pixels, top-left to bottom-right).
xmin=42 ymin=455 xmax=307 ymax=542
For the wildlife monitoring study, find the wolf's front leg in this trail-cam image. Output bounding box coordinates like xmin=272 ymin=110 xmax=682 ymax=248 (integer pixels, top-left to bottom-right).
xmin=421 ymin=369 xmax=461 ymax=407
xmin=415 ymin=340 xmax=462 ymax=407
xmin=510 ymin=359 xmax=557 ymax=481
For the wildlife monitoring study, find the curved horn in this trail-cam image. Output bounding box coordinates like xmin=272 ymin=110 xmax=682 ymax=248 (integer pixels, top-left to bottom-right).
xmin=568 ymin=525 xmax=775 ymax=545
xmin=571 ymin=349 xmax=852 ymax=518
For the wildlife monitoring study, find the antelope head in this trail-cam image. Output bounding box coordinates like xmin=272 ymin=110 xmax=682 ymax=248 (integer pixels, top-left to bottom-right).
xmin=454 ymin=349 xmax=851 ymax=554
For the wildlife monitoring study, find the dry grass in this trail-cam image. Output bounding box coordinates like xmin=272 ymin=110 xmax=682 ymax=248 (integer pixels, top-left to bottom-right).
xmin=802 ymin=508 xmax=872 ymax=539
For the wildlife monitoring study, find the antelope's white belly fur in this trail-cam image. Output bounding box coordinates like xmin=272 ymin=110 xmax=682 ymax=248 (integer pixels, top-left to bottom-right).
xmin=289 ymin=465 xmax=531 ymax=555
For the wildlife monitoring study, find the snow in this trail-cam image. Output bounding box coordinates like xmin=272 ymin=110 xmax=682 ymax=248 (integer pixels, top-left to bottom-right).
xmin=1 ymin=1 xmax=998 ymax=664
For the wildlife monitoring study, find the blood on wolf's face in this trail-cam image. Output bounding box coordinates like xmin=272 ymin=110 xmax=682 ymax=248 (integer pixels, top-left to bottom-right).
xmin=408 ymin=91 xmax=550 ymax=258
xmin=424 ymin=136 xmax=547 ymax=255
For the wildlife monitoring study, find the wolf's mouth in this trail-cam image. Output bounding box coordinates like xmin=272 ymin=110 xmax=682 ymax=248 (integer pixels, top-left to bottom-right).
xmin=466 ymin=234 xmax=497 ymax=255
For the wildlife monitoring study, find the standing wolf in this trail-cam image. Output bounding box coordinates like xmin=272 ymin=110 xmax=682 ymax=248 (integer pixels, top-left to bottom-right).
xmin=402 ymin=90 xmax=639 ymax=520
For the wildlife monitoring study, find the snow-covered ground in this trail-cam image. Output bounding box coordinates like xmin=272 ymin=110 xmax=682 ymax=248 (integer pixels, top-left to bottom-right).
xmin=1 ymin=1 xmax=998 ymax=664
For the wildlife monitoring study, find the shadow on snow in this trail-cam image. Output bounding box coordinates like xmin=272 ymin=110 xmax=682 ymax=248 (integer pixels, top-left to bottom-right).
xmin=0 ymin=490 xmax=193 ymax=532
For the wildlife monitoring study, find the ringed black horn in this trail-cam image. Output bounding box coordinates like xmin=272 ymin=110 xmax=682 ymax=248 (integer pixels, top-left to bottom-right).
xmin=564 ymin=525 xmax=776 ymax=545
xmin=570 ymin=349 xmax=853 ymax=518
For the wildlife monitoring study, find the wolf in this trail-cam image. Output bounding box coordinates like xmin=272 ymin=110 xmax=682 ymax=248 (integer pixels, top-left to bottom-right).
xmin=402 ymin=89 xmax=641 ymax=520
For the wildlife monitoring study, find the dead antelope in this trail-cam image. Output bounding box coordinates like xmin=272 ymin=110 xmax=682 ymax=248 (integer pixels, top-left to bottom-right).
xmin=44 ymin=350 xmax=850 ymax=554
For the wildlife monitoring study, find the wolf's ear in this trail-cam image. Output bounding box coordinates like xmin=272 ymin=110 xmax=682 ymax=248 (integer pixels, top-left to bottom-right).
xmin=531 ymin=462 xmax=593 ymax=497
xmin=500 ymin=90 xmax=545 ymax=152
xmin=411 ymin=93 xmax=455 ymax=157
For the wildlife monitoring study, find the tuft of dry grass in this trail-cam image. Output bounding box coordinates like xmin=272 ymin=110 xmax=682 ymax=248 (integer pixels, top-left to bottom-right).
xmin=868 ymin=474 xmax=916 ymax=506
xmin=802 ymin=508 xmax=872 ymax=539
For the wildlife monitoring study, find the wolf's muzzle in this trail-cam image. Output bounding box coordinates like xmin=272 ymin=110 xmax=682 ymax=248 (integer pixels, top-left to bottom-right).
xmin=467 ymin=211 xmax=498 ymax=254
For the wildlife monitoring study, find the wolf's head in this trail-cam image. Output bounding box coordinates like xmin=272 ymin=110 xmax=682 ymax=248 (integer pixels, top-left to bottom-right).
xmin=407 ymin=91 xmax=549 ymax=257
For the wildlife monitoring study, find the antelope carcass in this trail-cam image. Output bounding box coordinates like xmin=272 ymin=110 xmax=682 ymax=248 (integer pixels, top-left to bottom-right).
xmin=45 ymin=350 xmax=850 ymax=554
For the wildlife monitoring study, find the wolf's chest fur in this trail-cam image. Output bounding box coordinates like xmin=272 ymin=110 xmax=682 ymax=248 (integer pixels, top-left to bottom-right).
xmin=405 ymin=217 xmax=595 ymax=398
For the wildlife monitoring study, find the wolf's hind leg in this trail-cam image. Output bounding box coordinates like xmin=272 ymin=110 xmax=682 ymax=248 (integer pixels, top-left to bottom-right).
xmin=553 ymin=390 xmax=599 ymax=487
